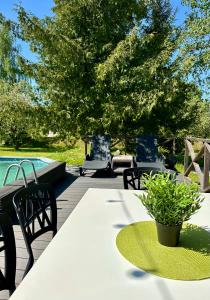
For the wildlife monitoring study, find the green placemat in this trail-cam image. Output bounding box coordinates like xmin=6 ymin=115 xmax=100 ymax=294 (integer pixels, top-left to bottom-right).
xmin=116 ymin=221 xmax=210 ymax=280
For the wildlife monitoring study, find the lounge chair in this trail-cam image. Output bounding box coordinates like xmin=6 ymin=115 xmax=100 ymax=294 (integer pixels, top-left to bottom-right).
xmin=135 ymin=135 xmax=166 ymax=170
xmin=80 ymin=135 xmax=112 ymax=176
xmin=135 ymin=135 xmax=177 ymax=177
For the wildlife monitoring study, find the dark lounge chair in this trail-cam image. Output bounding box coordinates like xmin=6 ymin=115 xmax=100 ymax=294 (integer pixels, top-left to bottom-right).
xmin=135 ymin=135 xmax=166 ymax=170
xmin=80 ymin=135 xmax=112 ymax=176
xmin=135 ymin=135 xmax=176 ymax=176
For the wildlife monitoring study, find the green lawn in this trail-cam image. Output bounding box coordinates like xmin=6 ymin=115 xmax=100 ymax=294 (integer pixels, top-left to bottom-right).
xmin=0 ymin=141 xmax=85 ymax=166
xmin=0 ymin=144 xmax=199 ymax=183
xmin=175 ymin=163 xmax=199 ymax=183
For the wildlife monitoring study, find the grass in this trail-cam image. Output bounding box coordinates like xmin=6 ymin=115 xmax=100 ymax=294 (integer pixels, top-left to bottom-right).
xmin=0 ymin=141 xmax=86 ymax=166
xmin=175 ymin=163 xmax=199 ymax=183
xmin=0 ymin=143 xmax=200 ymax=183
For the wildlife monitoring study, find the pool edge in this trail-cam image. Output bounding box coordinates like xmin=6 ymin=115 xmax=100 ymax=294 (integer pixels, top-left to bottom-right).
xmin=0 ymin=161 xmax=66 ymax=223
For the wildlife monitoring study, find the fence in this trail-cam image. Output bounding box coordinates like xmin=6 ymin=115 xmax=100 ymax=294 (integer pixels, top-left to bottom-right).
xmin=184 ymin=136 xmax=210 ymax=192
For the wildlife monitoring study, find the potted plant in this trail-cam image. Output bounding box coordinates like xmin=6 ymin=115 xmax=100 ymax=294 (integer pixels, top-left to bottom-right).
xmin=136 ymin=173 xmax=203 ymax=247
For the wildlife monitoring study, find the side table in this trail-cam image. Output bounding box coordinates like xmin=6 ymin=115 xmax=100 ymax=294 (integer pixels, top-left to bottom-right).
xmin=111 ymin=155 xmax=134 ymax=174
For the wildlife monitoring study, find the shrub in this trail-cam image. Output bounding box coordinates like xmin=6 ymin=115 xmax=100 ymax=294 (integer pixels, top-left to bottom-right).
xmin=136 ymin=173 xmax=203 ymax=225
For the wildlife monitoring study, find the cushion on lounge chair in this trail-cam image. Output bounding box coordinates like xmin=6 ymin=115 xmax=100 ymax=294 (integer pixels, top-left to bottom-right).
xmin=136 ymin=135 xmax=160 ymax=162
xmin=89 ymin=135 xmax=111 ymax=161
xmin=80 ymin=135 xmax=112 ymax=175
xmin=135 ymin=136 xmax=176 ymax=178
xmin=136 ymin=161 xmax=166 ymax=170
xmin=82 ymin=160 xmax=110 ymax=170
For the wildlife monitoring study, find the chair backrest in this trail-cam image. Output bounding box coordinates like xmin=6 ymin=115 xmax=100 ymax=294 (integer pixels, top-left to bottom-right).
xmin=13 ymin=183 xmax=57 ymax=276
xmin=90 ymin=135 xmax=111 ymax=161
xmin=123 ymin=167 xmax=162 ymax=190
xmin=136 ymin=135 xmax=159 ymax=162
xmin=0 ymin=211 xmax=16 ymax=295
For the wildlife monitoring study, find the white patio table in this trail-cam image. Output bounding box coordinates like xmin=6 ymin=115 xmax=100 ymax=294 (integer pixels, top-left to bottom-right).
xmin=10 ymin=188 xmax=210 ymax=300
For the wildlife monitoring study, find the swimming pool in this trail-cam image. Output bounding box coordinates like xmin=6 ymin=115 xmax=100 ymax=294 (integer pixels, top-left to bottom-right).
xmin=0 ymin=157 xmax=51 ymax=187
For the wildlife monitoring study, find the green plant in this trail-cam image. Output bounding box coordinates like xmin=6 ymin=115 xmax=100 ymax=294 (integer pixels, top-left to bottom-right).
xmin=137 ymin=173 xmax=203 ymax=226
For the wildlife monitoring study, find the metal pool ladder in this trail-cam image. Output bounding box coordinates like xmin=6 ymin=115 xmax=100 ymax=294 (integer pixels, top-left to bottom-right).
xmin=3 ymin=160 xmax=38 ymax=187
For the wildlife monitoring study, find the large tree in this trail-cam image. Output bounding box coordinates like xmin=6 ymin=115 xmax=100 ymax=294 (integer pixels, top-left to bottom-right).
xmin=0 ymin=13 xmax=23 ymax=82
xmin=0 ymin=80 xmax=35 ymax=149
xmin=179 ymin=0 xmax=210 ymax=86
xmin=17 ymin=0 xmax=202 ymax=138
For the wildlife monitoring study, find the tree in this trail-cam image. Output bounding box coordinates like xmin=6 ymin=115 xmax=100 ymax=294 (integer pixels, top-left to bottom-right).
xmin=185 ymin=100 xmax=210 ymax=138
xmin=0 ymin=80 xmax=34 ymax=149
xmin=0 ymin=13 xmax=23 ymax=82
xmin=17 ymin=0 xmax=202 ymax=138
xmin=96 ymin=1 xmax=201 ymax=137
xmin=179 ymin=0 xmax=210 ymax=85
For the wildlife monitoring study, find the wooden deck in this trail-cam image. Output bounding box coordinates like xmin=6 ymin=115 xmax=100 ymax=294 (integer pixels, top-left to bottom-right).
xmin=0 ymin=168 xmax=186 ymax=299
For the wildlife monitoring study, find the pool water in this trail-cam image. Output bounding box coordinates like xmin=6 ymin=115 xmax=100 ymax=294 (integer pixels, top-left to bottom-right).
xmin=0 ymin=157 xmax=49 ymax=187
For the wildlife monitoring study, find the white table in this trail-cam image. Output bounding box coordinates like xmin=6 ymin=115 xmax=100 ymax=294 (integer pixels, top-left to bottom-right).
xmin=10 ymin=188 xmax=210 ymax=300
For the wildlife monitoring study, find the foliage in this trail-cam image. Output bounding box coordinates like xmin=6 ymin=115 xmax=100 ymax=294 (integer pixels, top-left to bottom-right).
xmin=0 ymin=13 xmax=23 ymax=82
xmin=179 ymin=102 xmax=210 ymax=139
xmin=17 ymin=0 xmax=203 ymax=138
xmin=137 ymin=173 xmax=203 ymax=225
xmin=0 ymin=80 xmax=35 ymax=149
xmin=179 ymin=0 xmax=210 ymax=87
xmin=189 ymin=101 xmax=210 ymax=138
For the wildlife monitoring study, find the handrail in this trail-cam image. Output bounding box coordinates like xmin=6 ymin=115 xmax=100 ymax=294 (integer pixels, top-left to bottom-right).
xmin=186 ymin=136 xmax=210 ymax=143
xmin=184 ymin=138 xmax=210 ymax=192
xmin=3 ymin=164 xmax=28 ymax=187
xmin=204 ymin=142 xmax=210 ymax=154
xmin=15 ymin=160 xmax=38 ymax=184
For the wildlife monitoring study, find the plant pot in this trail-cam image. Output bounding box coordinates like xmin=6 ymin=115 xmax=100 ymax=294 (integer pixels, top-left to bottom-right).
xmin=155 ymin=221 xmax=182 ymax=247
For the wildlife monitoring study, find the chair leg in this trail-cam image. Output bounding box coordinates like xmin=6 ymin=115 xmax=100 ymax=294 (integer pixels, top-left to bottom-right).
xmin=9 ymin=284 xmax=16 ymax=296
xmin=53 ymin=228 xmax=57 ymax=237
xmin=23 ymin=256 xmax=34 ymax=278
xmin=79 ymin=167 xmax=85 ymax=176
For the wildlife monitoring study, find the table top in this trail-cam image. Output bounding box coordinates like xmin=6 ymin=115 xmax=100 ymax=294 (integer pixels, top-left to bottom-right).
xmin=10 ymin=188 xmax=210 ymax=300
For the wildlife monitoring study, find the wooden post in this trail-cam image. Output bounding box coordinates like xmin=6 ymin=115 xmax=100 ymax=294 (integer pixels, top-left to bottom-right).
xmin=203 ymin=143 xmax=210 ymax=191
xmin=172 ymin=138 xmax=176 ymax=155
xmin=85 ymin=141 xmax=88 ymax=156
xmin=184 ymin=140 xmax=189 ymax=173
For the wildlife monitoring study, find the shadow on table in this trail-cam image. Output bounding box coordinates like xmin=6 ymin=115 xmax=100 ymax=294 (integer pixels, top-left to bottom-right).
xmin=113 ymin=223 xmax=127 ymax=229
xmin=106 ymin=199 xmax=123 ymax=203
xmin=179 ymin=224 xmax=210 ymax=255
xmin=108 ymin=190 xmax=175 ymax=300
xmin=127 ymin=269 xmax=149 ymax=279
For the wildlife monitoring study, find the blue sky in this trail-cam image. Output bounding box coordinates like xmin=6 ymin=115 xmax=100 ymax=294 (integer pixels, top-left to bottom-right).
xmin=0 ymin=0 xmax=54 ymax=61
xmin=0 ymin=0 xmax=54 ymax=20
xmin=0 ymin=0 xmax=189 ymax=61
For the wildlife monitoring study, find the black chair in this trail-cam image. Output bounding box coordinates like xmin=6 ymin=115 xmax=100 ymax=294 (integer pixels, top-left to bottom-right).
xmin=80 ymin=135 xmax=112 ymax=176
xmin=123 ymin=167 xmax=175 ymax=190
xmin=13 ymin=183 xmax=57 ymax=277
xmin=0 ymin=211 xmax=16 ymax=295
xmin=123 ymin=167 xmax=162 ymax=190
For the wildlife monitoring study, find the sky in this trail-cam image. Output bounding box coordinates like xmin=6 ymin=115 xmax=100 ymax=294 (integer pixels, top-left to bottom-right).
xmin=0 ymin=0 xmax=189 ymax=61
